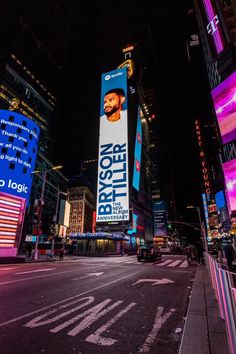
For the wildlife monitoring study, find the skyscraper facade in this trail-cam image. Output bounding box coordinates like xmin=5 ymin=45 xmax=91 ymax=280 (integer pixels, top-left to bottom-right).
xmin=193 ymin=0 xmax=236 ymax=235
xmin=0 ymin=1 xmax=72 ymax=250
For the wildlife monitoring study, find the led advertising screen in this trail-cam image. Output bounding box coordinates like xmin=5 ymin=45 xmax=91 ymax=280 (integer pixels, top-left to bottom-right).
xmin=223 ymin=159 xmax=236 ymax=213
xmin=132 ymin=107 xmax=142 ymax=191
xmin=96 ymin=68 xmax=129 ymax=222
xmin=153 ymin=200 xmax=167 ymax=237
xmin=58 ymin=199 xmax=71 ymax=227
xmin=0 ymin=110 xmax=39 ymax=205
xmin=0 ymin=192 xmax=26 ymax=251
xmin=211 ymin=71 xmax=236 ymax=145
xmin=127 ymin=213 xmax=138 ymax=235
xmin=200 ymin=0 xmax=225 ymax=56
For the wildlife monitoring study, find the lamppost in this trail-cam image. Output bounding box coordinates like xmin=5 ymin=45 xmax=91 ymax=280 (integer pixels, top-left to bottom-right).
xmin=186 ymin=205 xmax=207 ymax=250
xmin=31 ymin=165 xmax=63 ymax=259
xmin=52 ymin=189 xmax=68 ymax=252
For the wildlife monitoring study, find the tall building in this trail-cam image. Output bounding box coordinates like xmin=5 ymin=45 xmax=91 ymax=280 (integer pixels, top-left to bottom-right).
xmin=0 ymin=1 xmax=72 ymax=253
xmin=67 ymin=175 xmax=95 ymax=234
xmin=119 ymin=27 xmax=166 ymax=241
xmin=192 ymin=0 xmax=236 ymax=236
xmin=94 ymin=26 xmax=162 ymax=249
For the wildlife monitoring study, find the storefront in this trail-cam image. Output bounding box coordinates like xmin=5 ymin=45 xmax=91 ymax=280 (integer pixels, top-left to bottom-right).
xmin=69 ymin=232 xmax=130 ymax=256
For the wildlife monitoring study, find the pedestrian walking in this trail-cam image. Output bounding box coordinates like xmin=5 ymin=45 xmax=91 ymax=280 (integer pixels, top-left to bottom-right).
xmin=196 ymin=240 xmax=204 ymax=265
xmin=223 ymin=240 xmax=235 ymax=271
xmin=26 ymin=243 xmax=32 ymax=259
xmin=184 ymin=243 xmax=192 ymax=264
xmin=59 ymin=247 xmax=64 ymax=261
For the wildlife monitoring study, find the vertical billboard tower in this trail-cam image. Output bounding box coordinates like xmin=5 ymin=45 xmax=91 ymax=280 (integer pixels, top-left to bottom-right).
xmin=96 ymin=68 xmax=129 ymax=224
xmin=0 ymin=110 xmax=39 ymax=256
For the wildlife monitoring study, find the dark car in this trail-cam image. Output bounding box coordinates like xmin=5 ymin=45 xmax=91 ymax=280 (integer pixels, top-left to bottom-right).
xmin=137 ymin=245 xmax=162 ymax=262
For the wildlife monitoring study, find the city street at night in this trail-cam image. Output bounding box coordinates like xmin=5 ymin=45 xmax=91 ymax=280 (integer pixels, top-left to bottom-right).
xmin=0 ymin=1 xmax=235 ymax=353
xmin=0 ymin=255 xmax=195 ymax=354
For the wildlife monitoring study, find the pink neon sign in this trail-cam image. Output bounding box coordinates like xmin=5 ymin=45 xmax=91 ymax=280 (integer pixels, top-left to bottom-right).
xmin=202 ymin=0 xmax=224 ymax=54
xmin=211 ymin=71 xmax=236 ymax=144
xmin=223 ymin=159 xmax=236 ymax=213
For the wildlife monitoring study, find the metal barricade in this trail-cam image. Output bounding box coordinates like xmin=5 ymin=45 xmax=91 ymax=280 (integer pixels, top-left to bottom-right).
xmin=206 ymin=254 xmax=236 ymax=354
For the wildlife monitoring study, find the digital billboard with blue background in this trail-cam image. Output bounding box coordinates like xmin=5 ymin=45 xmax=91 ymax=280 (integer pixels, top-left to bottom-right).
xmin=0 ymin=110 xmax=39 ymax=205
xmin=132 ymin=107 xmax=142 ymax=191
xmin=96 ymin=68 xmax=129 ymax=222
xmin=127 ymin=213 xmax=138 ymax=235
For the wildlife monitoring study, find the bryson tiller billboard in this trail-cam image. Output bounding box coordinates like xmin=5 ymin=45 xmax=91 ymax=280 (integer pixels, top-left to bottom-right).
xmin=96 ymin=68 xmax=129 ymax=223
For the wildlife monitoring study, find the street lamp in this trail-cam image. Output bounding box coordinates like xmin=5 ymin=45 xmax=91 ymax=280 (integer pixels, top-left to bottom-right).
xmin=31 ymin=165 xmax=63 ymax=259
xmin=186 ymin=205 xmax=207 ymax=250
xmin=52 ymin=189 xmax=68 ymax=252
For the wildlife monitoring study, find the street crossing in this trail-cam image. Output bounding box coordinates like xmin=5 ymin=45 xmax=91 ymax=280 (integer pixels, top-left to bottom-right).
xmin=68 ymin=255 xmax=192 ymax=269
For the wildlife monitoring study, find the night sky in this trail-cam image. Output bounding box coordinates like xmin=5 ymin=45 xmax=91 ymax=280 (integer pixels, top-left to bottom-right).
xmin=54 ymin=1 xmax=209 ymax=218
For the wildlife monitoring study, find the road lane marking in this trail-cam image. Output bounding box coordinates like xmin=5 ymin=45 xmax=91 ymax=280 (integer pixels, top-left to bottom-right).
xmin=167 ymin=260 xmax=182 ymax=267
xmin=156 ymin=260 xmax=173 ymax=266
xmin=138 ymin=307 xmax=176 ymax=353
xmin=85 ymin=302 xmax=136 ymax=346
xmin=0 ymin=266 xmax=103 ymax=285
xmin=72 ymin=272 xmax=104 ymax=281
xmin=15 ymin=268 xmax=56 ymax=274
xmin=0 ymin=267 xmax=17 ymax=271
xmin=132 ymin=278 xmax=174 ymax=286
xmin=0 ymin=269 xmax=142 ymax=327
xmin=179 ymin=261 xmax=188 ymax=268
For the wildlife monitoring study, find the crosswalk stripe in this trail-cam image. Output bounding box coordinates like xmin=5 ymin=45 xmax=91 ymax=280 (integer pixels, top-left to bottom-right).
xmin=156 ymin=259 xmax=173 ymax=266
xmin=167 ymin=260 xmax=182 ymax=267
xmin=179 ymin=261 xmax=188 ymax=268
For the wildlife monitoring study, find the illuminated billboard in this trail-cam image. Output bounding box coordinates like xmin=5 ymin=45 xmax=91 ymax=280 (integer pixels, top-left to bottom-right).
xmin=132 ymin=108 xmax=142 ymax=191
xmin=58 ymin=199 xmax=70 ymax=227
xmin=127 ymin=213 xmax=138 ymax=235
xmin=211 ymin=71 xmax=236 ymax=145
xmin=0 ymin=110 xmax=39 ymax=205
xmin=200 ymin=0 xmax=225 ymax=56
xmin=96 ymin=68 xmax=129 ymax=222
xmin=0 ymin=192 xmax=26 ymax=254
xmin=223 ymin=159 xmax=236 ymax=213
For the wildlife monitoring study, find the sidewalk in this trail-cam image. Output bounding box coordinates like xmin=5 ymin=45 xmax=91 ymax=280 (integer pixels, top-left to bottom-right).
xmin=179 ymin=264 xmax=230 ymax=354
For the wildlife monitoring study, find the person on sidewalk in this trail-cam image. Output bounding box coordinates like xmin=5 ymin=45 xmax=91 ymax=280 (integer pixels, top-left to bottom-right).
xmin=59 ymin=247 xmax=64 ymax=261
xmin=223 ymin=240 xmax=235 ymax=271
xmin=184 ymin=243 xmax=192 ymax=264
xmin=26 ymin=243 xmax=32 ymax=259
xmin=196 ymin=240 xmax=204 ymax=265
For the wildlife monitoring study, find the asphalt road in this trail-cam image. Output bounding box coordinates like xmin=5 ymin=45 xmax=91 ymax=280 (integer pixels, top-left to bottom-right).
xmin=0 ymin=255 xmax=196 ymax=354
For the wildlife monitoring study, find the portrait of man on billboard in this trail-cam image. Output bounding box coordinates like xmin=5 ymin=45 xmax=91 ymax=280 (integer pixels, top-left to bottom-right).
xmin=96 ymin=68 xmax=129 ymax=223
xmin=100 ymin=87 xmax=126 ymax=125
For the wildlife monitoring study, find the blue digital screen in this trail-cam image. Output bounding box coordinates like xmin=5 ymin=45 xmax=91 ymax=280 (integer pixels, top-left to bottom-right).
xmin=96 ymin=68 xmax=130 ymax=222
xmin=132 ymin=108 xmax=142 ymax=191
xmin=215 ymin=190 xmax=226 ymax=210
xmin=127 ymin=213 xmax=138 ymax=234
xmin=0 ymin=110 xmax=40 ymax=205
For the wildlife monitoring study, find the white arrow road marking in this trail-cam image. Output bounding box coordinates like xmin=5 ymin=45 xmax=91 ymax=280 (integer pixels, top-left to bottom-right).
xmin=15 ymin=268 xmax=56 ymax=274
xmin=72 ymin=272 xmax=104 ymax=281
xmin=132 ymin=278 xmax=174 ymax=286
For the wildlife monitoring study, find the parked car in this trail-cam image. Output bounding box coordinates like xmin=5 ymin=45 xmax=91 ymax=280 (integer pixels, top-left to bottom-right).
xmin=137 ymin=245 xmax=162 ymax=262
xmin=160 ymin=245 xmax=171 ymax=254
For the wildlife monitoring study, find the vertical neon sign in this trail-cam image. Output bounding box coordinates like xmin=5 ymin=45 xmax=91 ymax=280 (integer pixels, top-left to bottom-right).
xmin=132 ymin=107 xmax=142 ymax=191
xmin=202 ymin=0 xmax=224 ymax=54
